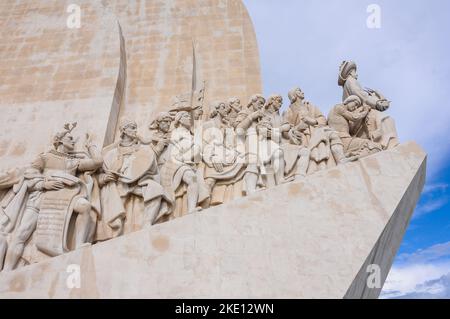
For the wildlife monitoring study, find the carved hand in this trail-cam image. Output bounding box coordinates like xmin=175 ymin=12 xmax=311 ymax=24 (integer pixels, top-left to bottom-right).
xmin=158 ymin=139 xmax=170 ymax=148
xmin=155 ymin=139 xmax=169 ymax=154
xmin=44 ymin=180 xmax=65 ymax=191
xmin=84 ymin=133 xmax=95 ymax=149
xmin=361 ymin=106 xmax=370 ymax=117
xmin=371 ymin=129 xmax=383 ymax=142
xmin=296 ymin=121 xmax=309 ymax=131
xmin=213 ymin=161 xmax=224 ymax=173
xmin=251 ymin=110 xmax=263 ymax=120
xmin=303 ymin=117 xmax=317 ymax=126
xmin=288 ymin=129 xmax=303 ymax=145
xmin=102 ymin=172 xmax=118 ymax=184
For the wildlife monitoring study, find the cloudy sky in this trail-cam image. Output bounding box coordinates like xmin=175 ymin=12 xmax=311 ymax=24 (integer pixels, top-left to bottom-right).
xmin=243 ymin=0 xmax=450 ymax=298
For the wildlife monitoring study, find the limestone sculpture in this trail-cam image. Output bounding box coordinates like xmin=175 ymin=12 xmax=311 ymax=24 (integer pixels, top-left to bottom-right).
xmin=283 ymin=87 xmax=355 ymax=175
xmin=1 ymin=123 xmax=103 ymax=271
xmin=283 ymin=88 xmax=325 ymax=175
xmin=235 ymin=94 xmax=266 ymax=195
xmin=328 ymin=95 xmax=383 ymax=158
xmin=257 ymin=94 xmax=291 ymax=187
xmin=202 ymin=101 xmax=246 ymax=206
xmin=338 ymin=61 xmax=399 ymax=150
xmin=160 ymin=111 xmax=209 ymax=216
xmin=0 ymin=61 xmax=401 ymax=272
xmin=96 ymin=119 xmax=173 ymax=242
xmin=226 ymin=97 xmax=243 ymax=128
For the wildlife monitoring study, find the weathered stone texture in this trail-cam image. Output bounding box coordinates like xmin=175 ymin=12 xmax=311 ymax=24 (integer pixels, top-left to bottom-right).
xmin=0 ymin=1 xmax=123 ymax=168
xmin=0 ymin=143 xmax=426 ymax=298
xmin=0 ymin=0 xmax=262 ymax=169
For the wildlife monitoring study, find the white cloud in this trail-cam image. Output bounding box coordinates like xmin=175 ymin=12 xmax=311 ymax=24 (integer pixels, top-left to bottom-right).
xmin=381 ymin=242 xmax=450 ymax=298
xmin=414 ymin=197 xmax=448 ymax=218
xmin=424 ymin=183 xmax=449 ymax=194
xmin=412 ymin=182 xmax=449 ymax=219
xmin=397 ymin=241 xmax=450 ymax=264
xmin=381 ymin=263 xmax=450 ymax=299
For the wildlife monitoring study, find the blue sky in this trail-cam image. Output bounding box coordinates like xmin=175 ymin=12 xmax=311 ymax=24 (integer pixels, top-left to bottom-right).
xmin=243 ymin=0 xmax=450 ymax=298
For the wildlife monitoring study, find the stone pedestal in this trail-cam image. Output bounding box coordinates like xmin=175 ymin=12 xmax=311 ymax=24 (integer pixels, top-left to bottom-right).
xmin=0 ymin=142 xmax=426 ymax=298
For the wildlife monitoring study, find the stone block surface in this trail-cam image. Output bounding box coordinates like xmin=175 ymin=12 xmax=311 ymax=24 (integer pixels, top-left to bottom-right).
xmin=0 ymin=142 xmax=426 ymax=298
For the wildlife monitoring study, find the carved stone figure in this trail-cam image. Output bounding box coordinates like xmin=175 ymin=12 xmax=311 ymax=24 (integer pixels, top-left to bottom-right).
xmin=160 ymin=111 xmax=209 ymax=216
xmin=96 ymin=119 xmax=173 ymax=242
xmin=0 ymin=168 xmax=25 ymax=270
xmin=338 ymin=61 xmax=399 ymax=150
xmin=283 ymin=87 xmax=356 ymax=173
xmin=147 ymin=112 xmax=173 ymax=164
xmin=284 ymin=88 xmax=333 ymax=173
xmin=257 ymin=94 xmax=291 ymax=187
xmin=328 ymin=95 xmax=382 ymax=158
xmin=169 ymin=97 xmax=205 ymax=162
xmin=235 ymin=94 xmax=266 ymax=195
xmin=0 ymin=59 xmax=404 ymax=273
xmin=202 ymin=102 xmax=246 ymax=206
xmin=2 ymin=123 xmax=102 ymax=271
xmin=226 ymin=97 xmax=242 ymax=128
xmin=191 ymin=104 xmax=204 ymax=123
xmin=284 ymin=88 xmax=327 ymax=143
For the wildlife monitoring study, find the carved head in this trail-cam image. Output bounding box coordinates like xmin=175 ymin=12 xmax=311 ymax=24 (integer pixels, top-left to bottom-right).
xmin=343 ymin=95 xmax=362 ymax=112
xmin=119 ymin=118 xmax=138 ymax=140
xmin=53 ymin=122 xmax=77 ymax=152
xmin=247 ymin=94 xmax=266 ymax=111
xmin=288 ymin=88 xmax=304 ymax=104
xmin=149 ymin=112 xmax=173 ymax=134
xmin=210 ymin=101 xmax=230 ymax=119
xmin=174 ymin=111 xmax=192 ymax=129
xmin=54 ymin=133 xmax=76 ymax=152
xmin=228 ymin=97 xmax=241 ymax=112
xmin=265 ymin=94 xmax=283 ymax=112
xmin=192 ymin=105 xmax=204 ymax=121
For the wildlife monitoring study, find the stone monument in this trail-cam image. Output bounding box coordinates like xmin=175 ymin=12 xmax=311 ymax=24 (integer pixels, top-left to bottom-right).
xmin=0 ymin=0 xmax=425 ymax=299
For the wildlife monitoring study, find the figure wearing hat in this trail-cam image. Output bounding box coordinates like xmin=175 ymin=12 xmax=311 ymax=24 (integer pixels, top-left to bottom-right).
xmin=338 ymin=61 xmax=399 ymax=150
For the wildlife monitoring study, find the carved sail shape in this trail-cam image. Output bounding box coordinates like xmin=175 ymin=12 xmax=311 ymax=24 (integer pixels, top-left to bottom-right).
xmin=0 ymin=0 xmax=424 ymax=299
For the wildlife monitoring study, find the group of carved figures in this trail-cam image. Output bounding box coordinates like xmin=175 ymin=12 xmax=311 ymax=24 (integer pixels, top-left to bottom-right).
xmin=0 ymin=61 xmax=399 ymax=271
